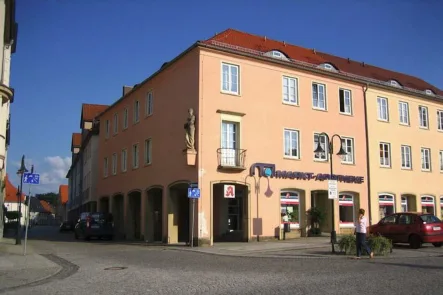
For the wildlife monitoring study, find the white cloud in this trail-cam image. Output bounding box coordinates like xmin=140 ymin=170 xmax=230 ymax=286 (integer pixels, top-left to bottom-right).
xmin=41 ymin=156 xmax=71 ymax=185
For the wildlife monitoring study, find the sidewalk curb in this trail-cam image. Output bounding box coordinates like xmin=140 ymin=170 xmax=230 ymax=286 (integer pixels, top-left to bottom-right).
xmin=166 ymin=247 xmax=443 ymax=260
xmin=0 ymin=254 xmax=79 ymax=294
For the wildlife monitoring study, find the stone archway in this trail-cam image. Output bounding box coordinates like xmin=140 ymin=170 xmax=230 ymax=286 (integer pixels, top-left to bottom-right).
xmin=99 ymin=196 xmax=110 ymax=213
xmin=111 ymin=193 xmax=124 ymax=239
xmin=145 ymin=186 xmax=163 ymax=242
xmin=127 ymin=190 xmax=142 ymax=240
xmin=168 ymin=181 xmax=191 ymax=244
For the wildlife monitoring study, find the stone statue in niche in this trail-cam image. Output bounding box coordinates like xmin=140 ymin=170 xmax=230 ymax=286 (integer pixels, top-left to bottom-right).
xmin=184 ymin=108 xmax=196 ymax=151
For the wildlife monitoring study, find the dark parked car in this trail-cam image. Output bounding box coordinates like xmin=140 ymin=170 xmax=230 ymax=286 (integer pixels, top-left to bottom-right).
xmin=74 ymin=212 xmax=114 ymax=241
xmin=369 ymin=212 xmax=443 ymax=249
xmin=59 ymin=221 xmax=74 ymax=232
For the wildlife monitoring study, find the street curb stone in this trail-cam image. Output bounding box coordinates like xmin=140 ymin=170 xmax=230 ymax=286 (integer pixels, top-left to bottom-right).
xmin=0 ymin=254 xmax=79 ymax=294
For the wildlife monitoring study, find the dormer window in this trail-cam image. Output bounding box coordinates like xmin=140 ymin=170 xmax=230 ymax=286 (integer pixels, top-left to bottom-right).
xmin=389 ymin=80 xmax=401 ymax=87
xmin=425 ymin=89 xmax=435 ymax=96
xmin=318 ymin=63 xmax=337 ymax=72
xmin=264 ymin=50 xmax=289 ymax=61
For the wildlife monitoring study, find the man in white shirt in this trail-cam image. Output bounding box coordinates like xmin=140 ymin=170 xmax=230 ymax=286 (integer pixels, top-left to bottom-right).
xmin=354 ymin=208 xmax=374 ymax=259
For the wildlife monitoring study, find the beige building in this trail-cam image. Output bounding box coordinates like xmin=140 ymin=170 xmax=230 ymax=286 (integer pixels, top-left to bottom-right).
xmin=0 ymin=0 xmax=17 ymax=238
xmin=366 ymin=84 xmax=443 ymax=223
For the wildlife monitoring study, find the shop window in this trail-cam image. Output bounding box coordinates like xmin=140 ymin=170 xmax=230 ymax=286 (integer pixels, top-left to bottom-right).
xmin=280 ymin=191 xmax=300 ymax=229
xmin=379 ymin=194 xmax=395 ymax=219
xmin=339 ymin=194 xmax=354 ymax=226
xmin=421 ymin=195 xmax=435 ymax=215
xmin=440 ymin=197 xmax=443 ymax=219
xmin=401 ymin=196 xmax=408 ymax=212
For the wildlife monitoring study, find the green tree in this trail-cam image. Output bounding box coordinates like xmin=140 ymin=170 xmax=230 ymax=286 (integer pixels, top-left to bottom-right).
xmin=36 ymin=192 xmax=58 ymax=206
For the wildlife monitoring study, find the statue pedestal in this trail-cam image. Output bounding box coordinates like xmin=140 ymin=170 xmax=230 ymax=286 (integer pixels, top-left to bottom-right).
xmin=183 ymin=149 xmax=197 ymax=166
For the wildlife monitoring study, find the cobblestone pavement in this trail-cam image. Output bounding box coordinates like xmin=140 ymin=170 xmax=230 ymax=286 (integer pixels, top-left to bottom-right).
xmin=2 ymin=226 xmax=443 ymax=295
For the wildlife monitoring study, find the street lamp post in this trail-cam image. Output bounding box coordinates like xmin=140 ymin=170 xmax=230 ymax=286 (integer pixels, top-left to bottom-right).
xmin=313 ymin=133 xmax=347 ymax=253
xmin=15 ymin=155 xmax=28 ymax=245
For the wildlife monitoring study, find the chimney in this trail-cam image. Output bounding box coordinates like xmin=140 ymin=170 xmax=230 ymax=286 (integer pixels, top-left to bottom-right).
xmin=264 ymin=36 xmax=267 ymax=41
xmin=123 ymin=86 xmax=133 ymax=96
xmin=347 ymin=58 xmax=350 ymax=63
xmin=362 ymin=62 xmax=365 ymax=67
xmin=283 ymin=41 xmax=286 ymax=46
xmin=313 ymin=48 xmax=316 ymax=54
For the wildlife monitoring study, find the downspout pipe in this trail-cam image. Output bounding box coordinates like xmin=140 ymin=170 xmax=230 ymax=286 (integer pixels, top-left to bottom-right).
xmin=362 ymin=83 xmax=372 ymax=225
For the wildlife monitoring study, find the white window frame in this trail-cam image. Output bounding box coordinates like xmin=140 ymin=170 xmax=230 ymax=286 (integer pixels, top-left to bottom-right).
xmin=133 ymin=100 xmax=140 ymax=123
xmin=103 ymin=157 xmax=108 ymax=177
xmin=283 ymin=128 xmax=300 ymax=159
xmin=112 ymin=153 xmax=117 ymax=175
xmin=418 ymin=106 xmax=429 ymax=129
xmin=221 ymin=62 xmax=240 ymax=95
xmin=123 ymin=108 xmax=128 ymax=129
xmin=339 ymin=88 xmax=352 ymax=115
xmin=312 ymin=82 xmax=326 ymax=110
xmin=280 ymin=190 xmax=301 ymax=229
xmin=339 ymin=194 xmax=355 ymax=228
xmin=313 ymin=133 xmax=328 ymax=161
xmin=146 ymin=91 xmax=153 ymax=116
xmin=437 ymin=110 xmax=443 ymax=131
xmin=421 ymin=147 xmax=431 ymax=171
xmin=439 ymin=150 xmax=443 ymax=172
xmin=379 ymin=142 xmax=391 ymax=167
xmin=341 ymin=137 xmax=354 ymax=164
xmin=113 ymin=113 xmax=118 ymax=134
xmin=121 ymin=149 xmax=127 ymax=172
xmin=377 ymin=97 xmax=389 ymax=121
xmin=400 ymin=145 xmax=412 ymax=170
xmin=282 ymin=76 xmax=298 ymax=105
xmin=398 ymin=101 xmax=409 ymax=125
xmin=144 ymin=138 xmax=152 ymax=165
xmin=132 ymin=144 xmax=139 ymax=169
xmin=105 ymin=120 xmax=110 ymax=138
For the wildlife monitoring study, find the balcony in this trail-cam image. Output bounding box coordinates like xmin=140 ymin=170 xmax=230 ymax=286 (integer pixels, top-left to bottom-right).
xmin=0 ymin=83 xmax=14 ymax=104
xmin=217 ymin=148 xmax=246 ymax=171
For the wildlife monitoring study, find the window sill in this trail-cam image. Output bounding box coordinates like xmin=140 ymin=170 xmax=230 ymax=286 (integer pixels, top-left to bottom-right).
xmin=341 ymin=162 xmax=355 ymax=166
xmin=282 ymin=101 xmax=299 ymax=107
xmin=419 ymin=126 xmax=429 ymax=130
xmin=401 ymin=167 xmax=412 ymax=171
xmin=313 ymin=159 xmax=328 ymax=163
xmin=144 ymin=114 xmax=153 ymax=119
xmin=421 ymin=169 xmax=432 ymax=173
xmin=144 ymin=162 xmax=152 ymax=167
xmin=283 ymin=156 xmax=300 ymax=161
xmin=339 ymin=112 xmax=353 ymax=117
xmin=339 ymin=223 xmax=355 ymax=228
xmin=133 ymin=120 xmax=140 ymax=126
xmin=377 ymin=119 xmax=389 ymax=123
xmin=220 ymin=90 xmax=240 ymax=97
xmin=399 ymin=123 xmax=410 ymax=127
xmin=132 ymin=166 xmax=139 ymax=170
xmin=379 ymin=165 xmax=391 ymax=169
xmin=312 ymin=107 xmax=327 ymax=112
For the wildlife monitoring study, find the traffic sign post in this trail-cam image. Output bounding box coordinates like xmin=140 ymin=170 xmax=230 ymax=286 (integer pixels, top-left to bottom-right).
xmin=328 ymin=180 xmax=338 ymax=199
xmin=23 ymin=170 xmax=39 ymax=255
xmin=187 ymin=186 xmax=200 ymax=248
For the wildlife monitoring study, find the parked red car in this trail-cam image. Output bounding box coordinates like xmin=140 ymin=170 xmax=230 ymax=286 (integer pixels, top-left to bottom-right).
xmin=369 ymin=212 xmax=443 ymax=249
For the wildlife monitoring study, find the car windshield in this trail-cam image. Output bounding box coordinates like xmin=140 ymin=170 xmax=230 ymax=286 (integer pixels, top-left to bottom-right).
xmin=420 ymin=214 xmax=441 ymax=224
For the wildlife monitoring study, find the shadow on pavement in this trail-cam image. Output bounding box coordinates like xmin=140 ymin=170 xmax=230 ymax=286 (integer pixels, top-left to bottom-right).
xmin=376 ymin=261 xmax=443 ymax=270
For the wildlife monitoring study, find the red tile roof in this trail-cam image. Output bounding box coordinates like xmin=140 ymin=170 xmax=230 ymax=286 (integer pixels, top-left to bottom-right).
xmin=39 ymin=200 xmax=54 ymax=214
xmin=80 ymin=104 xmax=108 ymax=129
xmin=204 ymin=29 xmax=442 ymax=95
xmin=71 ymin=132 xmax=81 ymax=149
xmin=4 ymin=174 xmax=25 ymax=203
xmin=58 ymin=184 xmax=68 ymax=205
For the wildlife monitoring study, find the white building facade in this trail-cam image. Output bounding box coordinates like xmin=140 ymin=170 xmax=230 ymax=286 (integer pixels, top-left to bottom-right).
xmin=0 ymin=0 xmax=17 ymax=238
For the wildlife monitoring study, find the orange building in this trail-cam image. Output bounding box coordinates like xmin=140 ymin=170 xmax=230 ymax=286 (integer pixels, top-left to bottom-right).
xmin=93 ymin=28 xmax=411 ymax=245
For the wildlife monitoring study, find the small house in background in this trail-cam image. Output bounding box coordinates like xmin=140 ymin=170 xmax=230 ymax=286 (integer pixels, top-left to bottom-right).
xmin=4 ymin=174 xmax=27 ymax=226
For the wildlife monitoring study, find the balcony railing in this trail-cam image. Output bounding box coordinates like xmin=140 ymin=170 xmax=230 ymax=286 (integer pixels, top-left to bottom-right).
xmin=217 ymin=148 xmax=246 ymax=170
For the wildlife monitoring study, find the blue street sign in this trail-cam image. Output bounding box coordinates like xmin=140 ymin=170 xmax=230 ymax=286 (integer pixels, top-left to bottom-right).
xmin=23 ymin=173 xmax=40 ymax=185
xmin=188 ymin=187 xmax=200 ymax=199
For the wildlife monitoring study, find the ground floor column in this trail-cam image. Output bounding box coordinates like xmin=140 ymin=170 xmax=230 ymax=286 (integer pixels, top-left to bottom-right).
xmin=300 ymin=190 xmax=311 ymax=237
xmin=140 ymin=192 xmax=146 ymax=241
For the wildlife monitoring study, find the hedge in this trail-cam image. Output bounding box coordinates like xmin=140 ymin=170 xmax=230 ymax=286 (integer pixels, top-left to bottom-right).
xmin=338 ymin=234 xmax=392 ymax=256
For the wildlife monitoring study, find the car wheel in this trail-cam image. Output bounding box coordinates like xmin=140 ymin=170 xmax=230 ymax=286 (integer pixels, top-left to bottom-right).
xmin=409 ymin=234 xmax=421 ymax=249
xmin=74 ymin=233 xmax=79 ymax=240
xmin=84 ymin=236 xmax=90 ymax=241
xmin=432 ymin=242 xmax=443 ymax=247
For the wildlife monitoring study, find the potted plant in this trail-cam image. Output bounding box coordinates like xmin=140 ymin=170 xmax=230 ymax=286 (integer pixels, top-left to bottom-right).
xmin=306 ymin=207 xmax=326 ymax=237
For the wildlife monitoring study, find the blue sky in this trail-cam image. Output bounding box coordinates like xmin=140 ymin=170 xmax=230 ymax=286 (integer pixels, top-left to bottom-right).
xmin=7 ymin=0 xmax=443 ymax=193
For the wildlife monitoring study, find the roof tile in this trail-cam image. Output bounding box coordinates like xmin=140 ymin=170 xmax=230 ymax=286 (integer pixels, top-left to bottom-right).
xmin=4 ymin=174 xmax=25 ymax=203
xmin=58 ymin=184 xmax=68 ymax=205
xmin=205 ymin=29 xmax=442 ymax=95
